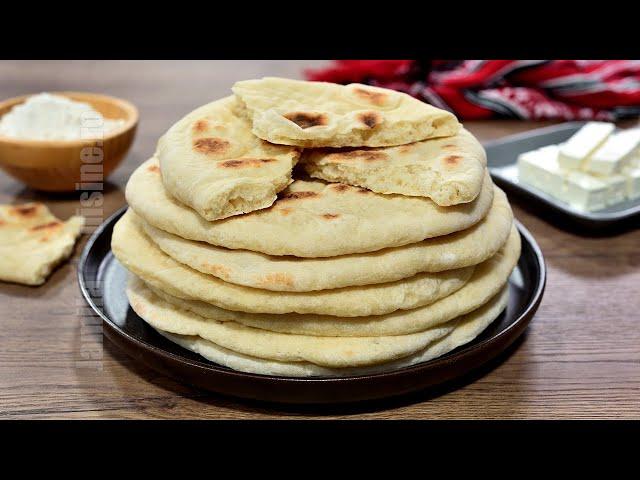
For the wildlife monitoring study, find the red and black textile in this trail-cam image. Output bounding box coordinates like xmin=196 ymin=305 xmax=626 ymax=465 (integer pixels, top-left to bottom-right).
xmin=305 ymin=60 xmax=640 ymax=121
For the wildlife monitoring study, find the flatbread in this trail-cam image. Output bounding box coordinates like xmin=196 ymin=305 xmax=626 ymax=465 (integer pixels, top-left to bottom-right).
xmin=126 ymin=158 xmax=494 ymax=257
xmin=301 ymin=127 xmax=486 ymax=206
xmin=141 ymin=187 xmax=512 ymax=291
xmin=0 ymin=203 xmax=84 ymax=286
xmin=152 ymin=286 xmax=510 ymax=377
xmin=145 ymin=225 xmax=520 ymax=337
xmin=112 ymin=210 xmax=473 ymax=317
xmin=127 ymin=275 xmax=455 ymax=368
xmin=157 ymin=96 xmax=300 ymax=221
xmin=232 ymin=77 xmax=460 ymax=148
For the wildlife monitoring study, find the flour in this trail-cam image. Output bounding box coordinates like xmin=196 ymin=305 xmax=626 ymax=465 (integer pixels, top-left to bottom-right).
xmin=0 ymin=93 xmax=125 ymax=140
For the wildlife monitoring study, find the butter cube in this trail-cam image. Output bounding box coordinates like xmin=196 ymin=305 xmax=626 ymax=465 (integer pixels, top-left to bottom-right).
xmin=585 ymin=128 xmax=640 ymax=175
xmin=558 ymin=122 xmax=615 ymax=170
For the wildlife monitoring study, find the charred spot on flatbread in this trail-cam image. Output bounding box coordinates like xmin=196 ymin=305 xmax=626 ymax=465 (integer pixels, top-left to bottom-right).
xmin=218 ymin=158 xmax=276 ymax=168
xmin=352 ymin=87 xmax=389 ymax=107
xmin=283 ymin=112 xmax=328 ymax=129
xmin=328 ymin=150 xmax=388 ymax=162
xmin=192 ymin=119 xmax=209 ymax=133
xmin=357 ymin=111 xmax=382 ymax=129
xmin=29 ymin=221 xmax=62 ymax=232
xmin=331 ymin=184 xmax=350 ymax=192
xmin=10 ymin=204 xmax=41 ymax=218
xmin=443 ymin=155 xmax=462 ymax=167
xmin=193 ymin=137 xmax=231 ymax=155
xmin=280 ymin=191 xmax=318 ymax=201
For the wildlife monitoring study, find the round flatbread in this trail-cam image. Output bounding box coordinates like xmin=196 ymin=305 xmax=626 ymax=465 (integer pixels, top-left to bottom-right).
xmin=126 ymin=158 xmax=494 ymax=257
xmin=127 ymin=275 xmax=455 ymax=368
xmin=112 ymin=210 xmax=474 ymax=317
xmin=301 ymin=127 xmax=486 ymax=206
xmin=145 ymin=225 xmax=520 ymax=337
xmin=157 ymin=96 xmax=300 ymax=221
xmin=0 ymin=203 xmax=84 ymax=286
xmin=232 ymin=77 xmax=460 ymax=148
xmin=151 ymin=286 xmax=510 ymax=377
xmin=140 ymin=187 xmax=512 ymax=291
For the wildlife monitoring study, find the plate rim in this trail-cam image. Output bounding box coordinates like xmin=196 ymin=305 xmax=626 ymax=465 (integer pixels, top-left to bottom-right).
xmin=485 ymin=121 xmax=640 ymax=223
xmin=78 ymin=206 xmax=546 ymax=385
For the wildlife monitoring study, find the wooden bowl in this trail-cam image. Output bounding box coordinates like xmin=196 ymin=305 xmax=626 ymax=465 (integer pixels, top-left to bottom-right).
xmin=0 ymin=92 xmax=138 ymax=192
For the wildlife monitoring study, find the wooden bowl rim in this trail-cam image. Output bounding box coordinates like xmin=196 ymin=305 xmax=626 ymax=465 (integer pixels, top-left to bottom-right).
xmin=0 ymin=91 xmax=139 ymax=147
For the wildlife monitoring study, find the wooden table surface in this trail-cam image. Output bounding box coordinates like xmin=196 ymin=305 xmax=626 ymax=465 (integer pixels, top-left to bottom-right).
xmin=1 ymin=61 xmax=639 ymax=419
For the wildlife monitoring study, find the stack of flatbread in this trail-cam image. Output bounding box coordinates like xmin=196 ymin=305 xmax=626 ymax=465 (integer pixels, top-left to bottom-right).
xmin=113 ymin=77 xmax=521 ymax=377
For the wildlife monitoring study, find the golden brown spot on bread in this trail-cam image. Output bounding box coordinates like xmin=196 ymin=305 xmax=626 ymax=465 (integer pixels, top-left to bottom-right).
xmin=353 ymin=87 xmax=388 ymax=106
xmin=257 ymin=272 xmax=294 ymax=288
xmin=10 ymin=204 xmax=40 ymax=217
xmin=321 ymin=213 xmax=340 ymax=220
xmin=329 ymin=150 xmax=388 ymax=162
xmin=0 ymin=220 xmax=5 ymax=226
xmin=283 ymin=112 xmax=328 ymax=129
xmin=444 ymin=155 xmax=462 ymax=166
xmin=219 ymin=158 xmax=276 ymax=169
xmin=147 ymin=164 xmax=160 ymax=173
xmin=330 ymin=183 xmax=370 ymax=194
xmin=192 ymin=119 xmax=209 ymax=133
xmin=280 ymin=191 xmax=318 ymax=201
xmin=202 ymin=262 xmax=231 ymax=279
xmin=398 ymin=143 xmax=417 ymax=154
xmin=30 ymin=221 xmax=62 ymax=232
xmin=358 ymin=111 xmax=382 ymax=129
xmin=277 ymin=207 xmax=293 ymax=216
xmin=193 ymin=137 xmax=230 ymax=155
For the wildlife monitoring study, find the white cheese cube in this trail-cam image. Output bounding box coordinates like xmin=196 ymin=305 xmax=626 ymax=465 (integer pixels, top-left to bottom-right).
xmin=585 ymin=128 xmax=640 ymax=175
xmin=558 ymin=122 xmax=615 ymax=170
xmin=602 ymin=174 xmax=628 ymax=206
xmin=517 ymin=145 xmax=566 ymax=195
xmin=563 ymin=171 xmax=609 ymax=211
xmin=623 ymin=167 xmax=640 ymax=200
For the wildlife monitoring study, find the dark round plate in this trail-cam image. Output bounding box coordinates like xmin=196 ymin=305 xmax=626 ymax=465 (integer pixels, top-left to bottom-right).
xmin=78 ymin=207 xmax=546 ymax=405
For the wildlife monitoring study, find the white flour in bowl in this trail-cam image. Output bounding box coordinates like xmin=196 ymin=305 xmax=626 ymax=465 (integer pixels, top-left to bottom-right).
xmin=0 ymin=93 xmax=125 ymax=140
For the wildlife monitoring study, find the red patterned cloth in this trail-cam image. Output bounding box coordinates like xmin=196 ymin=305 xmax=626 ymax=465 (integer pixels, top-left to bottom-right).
xmin=305 ymin=60 xmax=640 ymax=121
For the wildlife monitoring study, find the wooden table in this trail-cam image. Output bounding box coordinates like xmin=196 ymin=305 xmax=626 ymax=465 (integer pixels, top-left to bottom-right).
xmin=1 ymin=61 xmax=638 ymax=419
